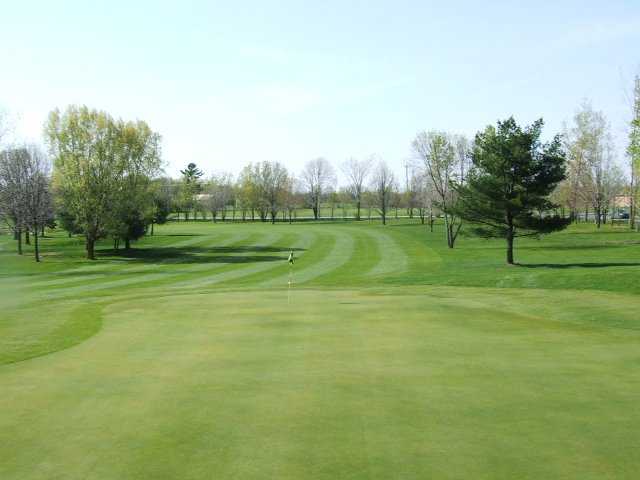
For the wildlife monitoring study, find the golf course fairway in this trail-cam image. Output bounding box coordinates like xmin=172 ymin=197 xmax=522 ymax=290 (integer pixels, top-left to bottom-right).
xmin=1 ymin=221 xmax=639 ymax=479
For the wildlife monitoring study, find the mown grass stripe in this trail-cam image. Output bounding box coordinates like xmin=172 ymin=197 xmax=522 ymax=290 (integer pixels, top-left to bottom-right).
xmin=259 ymin=227 xmax=355 ymax=287
xmin=312 ymin=228 xmax=380 ymax=285
xmin=360 ymin=227 xmax=409 ymax=277
xmin=166 ymin=230 xmax=289 ymax=290
xmin=33 ymin=231 xmax=244 ymax=290
xmin=220 ymin=229 xmax=317 ymax=287
xmin=37 ymin=231 xmax=259 ymax=299
xmin=34 ymin=230 xmax=235 ymax=282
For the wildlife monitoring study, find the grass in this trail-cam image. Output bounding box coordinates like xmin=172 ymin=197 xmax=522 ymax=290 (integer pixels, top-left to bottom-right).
xmin=1 ymin=219 xmax=639 ymax=479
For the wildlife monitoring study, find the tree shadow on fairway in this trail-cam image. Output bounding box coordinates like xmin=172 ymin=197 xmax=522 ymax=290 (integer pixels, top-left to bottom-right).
xmin=97 ymin=245 xmax=306 ymax=265
xmin=519 ymin=262 xmax=640 ymax=269
xmin=161 ymin=233 xmax=205 ymax=237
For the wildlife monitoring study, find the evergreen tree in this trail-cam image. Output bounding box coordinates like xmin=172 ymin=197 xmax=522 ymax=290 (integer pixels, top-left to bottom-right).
xmin=453 ymin=118 xmax=570 ymax=264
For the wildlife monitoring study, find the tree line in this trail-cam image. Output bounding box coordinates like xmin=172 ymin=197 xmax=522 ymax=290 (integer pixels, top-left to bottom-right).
xmin=1 ymin=79 xmax=639 ymax=264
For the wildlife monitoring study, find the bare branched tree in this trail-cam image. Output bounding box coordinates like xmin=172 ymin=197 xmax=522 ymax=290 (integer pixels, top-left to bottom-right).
xmin=204 ymin=172 xmax=234 ymax=223
xmin=301 ymin=157 xmax=336 ymax=220
xmin=0 ymin=145 xmax=52 ymax=261
xmin=412 ymin=131 xmax=463 ymax=247
xmin=341 ymin=157 xmax=371 ymax=220
xmin=371 ymin=158 xmax=396 ymax=225
xmin=565 ymin=101 xmax=620 ymax=228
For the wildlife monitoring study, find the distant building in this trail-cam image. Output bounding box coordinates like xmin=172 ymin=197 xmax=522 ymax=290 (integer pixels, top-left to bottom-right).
xmin=613 ymin=195 xmax=632 ymax=209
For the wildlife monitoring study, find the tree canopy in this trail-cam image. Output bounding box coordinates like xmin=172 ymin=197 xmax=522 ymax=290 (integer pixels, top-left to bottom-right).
xmin=453 ymin=117 xmax=570 ymax=264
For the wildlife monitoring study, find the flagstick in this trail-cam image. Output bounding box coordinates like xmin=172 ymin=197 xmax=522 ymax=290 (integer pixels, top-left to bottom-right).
xmin=288 ymin=264 xmax=292 ymax=305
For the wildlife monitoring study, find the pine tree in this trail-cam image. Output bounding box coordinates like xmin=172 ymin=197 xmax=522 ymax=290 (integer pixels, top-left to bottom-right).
xmin=453 ymin=118 xmax=570 ymax=264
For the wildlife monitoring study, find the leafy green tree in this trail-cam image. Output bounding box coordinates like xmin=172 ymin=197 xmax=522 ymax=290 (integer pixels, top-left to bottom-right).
xmin=56 ymin=202 xmax=82 ymax=237
xmin=46 ymin=106 xmax=127 ymax=259
xmin=149 ymin=178 xmax=174 ymax=234
xmin=110 ymin=120 xmax=162 ymax=248
xmin=46 ymin=106 xmax=162 ymax=258
xmin=453 ymin=117 xmax=570 ymax=265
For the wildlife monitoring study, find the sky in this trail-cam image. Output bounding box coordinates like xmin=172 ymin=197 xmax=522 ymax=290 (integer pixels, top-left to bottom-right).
xmin=1 ymin=0 xmax=639 ymax=183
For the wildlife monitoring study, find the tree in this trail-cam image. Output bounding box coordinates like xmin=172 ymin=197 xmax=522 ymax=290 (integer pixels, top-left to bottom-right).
xmin=412 ymin=131 xmax=464 ymax=248
xmin=0 ymin=148 xmax=28 ymax=254
xmin=413 ymin=170 xmax=436 ymax=231
xmin=564 ymin=101 xmax=617 ymax=228
xmin=238 ymin=164 xmax=260 ymax=221
xmin=341 ymin=157 xmax=371 ymax=220
xmin=179 ymin=162 xmax=203 ymax=220
xmin=149 ymin=178 xmax=175 ymax=234
xmin=403 ymin=163 xmax=420 ymax=218
xmin=628 ymin=76 xmax=640 ymax=229
xmin=252 ymin=161 xmax=289 ymax=224
xmin=282 ymin=177 xmax=300 ymax=223
xmin=109 ymin=120 xmax=162 ymax=249
xmin=371 ymin=159 xmax=395 ymax=225
xmin=46 ymin=106 xmax=125 ymax=259
xmin=21 ymin=146 xmax=53 ymax=262
xmin=204 ymin=172 xmax=234 ymax=223
xmin=453 ymin=117 xmax=570 ymax=265
xmin=301 ymin=157 xmax=336 ymax=220
xmin=46 ymin=106 xmax=161 ymax=258
xmin=0 ymin=145 xmax=52 ymax=261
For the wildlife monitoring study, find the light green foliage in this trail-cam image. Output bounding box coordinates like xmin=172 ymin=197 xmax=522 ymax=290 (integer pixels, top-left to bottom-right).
xmin=1 ymin=220 xmax=639 ymax=479
xmin=108 ymin=120 xmax=162 ymax=246
xmin=45 ymin=106 xmax=162 ymax=257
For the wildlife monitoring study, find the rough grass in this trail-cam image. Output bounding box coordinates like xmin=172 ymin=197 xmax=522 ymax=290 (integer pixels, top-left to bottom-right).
xmin=1 ymin=220 xmax=639 ymax=479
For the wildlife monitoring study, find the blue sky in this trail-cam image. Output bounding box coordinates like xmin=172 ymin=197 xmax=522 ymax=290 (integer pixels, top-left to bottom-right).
xmin=1 ymin=0 xmax=638 ymax=181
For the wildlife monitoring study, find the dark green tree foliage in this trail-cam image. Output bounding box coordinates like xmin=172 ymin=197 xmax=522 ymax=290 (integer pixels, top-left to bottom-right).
xmin=453 ymin=118 xmax=570 ymax=264
xmin=179 ymin=163 xmax=203 ymax=220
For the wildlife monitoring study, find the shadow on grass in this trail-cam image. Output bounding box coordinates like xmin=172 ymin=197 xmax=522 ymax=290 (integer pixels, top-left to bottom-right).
xmin=161 ymin=233 xmax=205 ymax=237
xmin=97 ymin=245 xmax=306 ymax=264
xmin=519 ymin=262 xmax=640 ymax=269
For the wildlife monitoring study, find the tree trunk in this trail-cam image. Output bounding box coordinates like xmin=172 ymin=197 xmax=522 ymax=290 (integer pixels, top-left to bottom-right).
xmin=41 ymin=225 xmax=45 ymax=237
xmin=17 ymin=229 xmax=23 ymax=255
xmin=34 ymin=228 xmax=40 ymax=262
xmin=444 ymin=214 xmax=453 ymax=248
xmin=25 ymin=229 xmax=30 ymax=245
xmin=356 ymin=200 xmax=361 ymax=221
xmin=86 ymin=237 xmax=96 ymax=260
xmin=506 ymin=231 xmax=514 ymax=265
xmin=125 ymin=238 xmax=131 ymax=250
xmin=151 ymin=222 xmax=154 ymax=236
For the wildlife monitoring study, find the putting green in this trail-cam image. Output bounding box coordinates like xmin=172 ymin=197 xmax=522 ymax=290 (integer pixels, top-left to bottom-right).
xmin=1 ymin=221 xmax=639 ymax=479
